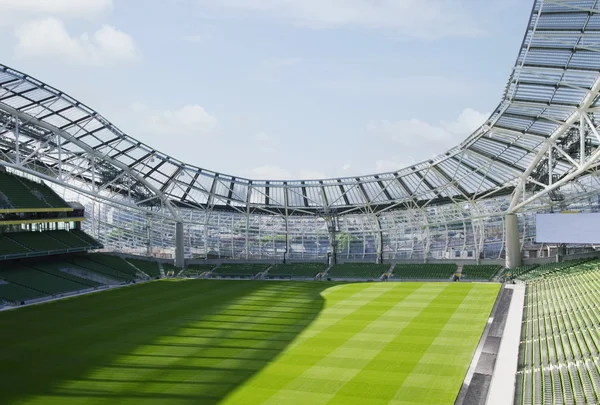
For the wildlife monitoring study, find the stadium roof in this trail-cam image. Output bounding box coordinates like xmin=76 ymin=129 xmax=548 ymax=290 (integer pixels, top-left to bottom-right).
xmin=1 ymin=0 xmax=600 ymax=216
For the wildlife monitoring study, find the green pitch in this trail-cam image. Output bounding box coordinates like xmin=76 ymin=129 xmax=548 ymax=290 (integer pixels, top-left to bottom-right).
xmin=0 ymin=280 xmax=499 ymax=405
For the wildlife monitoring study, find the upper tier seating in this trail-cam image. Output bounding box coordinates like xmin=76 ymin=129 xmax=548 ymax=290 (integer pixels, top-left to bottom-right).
xmin=126 ymin=258 xmax=161 ymax=278
xmin=514 ymin=260 xmax=600 ymax=405
xmin=0 ymin=230 xmax=102 ymax=259
xmin=327 ymin=263 xmax=388 ymax=279
xmin=461 ymin=265 xmax=502 ymax=280
xmin=390 ymin=263 xmax=457 ymax=279
xmin=0 ymin=171 xmax=70 ymax=210
xmin=268 ymin=263 xmax=326 ymax=278
xmin=211 ymin=263 xmax=269 ymax=278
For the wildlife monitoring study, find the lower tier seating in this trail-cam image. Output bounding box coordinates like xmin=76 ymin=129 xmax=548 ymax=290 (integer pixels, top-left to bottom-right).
xmin=211 ymin=263 xmax=269 ymax=278
xmin=163 ymin=263 xmax=181 ymax=275
xmin=0 ymin=254 xmax=145 ymax=304
xmin=515 ymin=260 xmax=600 ymax=404
xmin=87 ymin=254 xmax=138 ymax=277
xmin=461 ymin=265 xmax=502 ymax=280
xmin=390 ymin=263 xmax=457 ymax=279
xmin=0 ymin=267 xmax=89 ymax=296
xmin=183 ymin=264 xmax=216 ymax=277
xmin=0 ymin=283 xmax=46 ymax=303
xmin=327 ymin=263 xmax=388 ymax=279
xmin=268 ymin=263 xmax=327 ymax=278
xmin=66 ymin=257 xmax=136 ymax=283
xmin=509 ymin=259 xmax=593 ymax=281
xmin=126 ymin=258 xmax=161 ymax=278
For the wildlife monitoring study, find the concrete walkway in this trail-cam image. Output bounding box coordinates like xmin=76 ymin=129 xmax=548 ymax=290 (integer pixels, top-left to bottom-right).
xmin=486 ymin=283 xmax=526 ymax=405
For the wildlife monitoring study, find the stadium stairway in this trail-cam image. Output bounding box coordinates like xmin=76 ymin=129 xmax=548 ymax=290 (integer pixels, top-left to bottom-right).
xmin=123 ymin=260 xmax=152 ymax=280
xmin=381 ymin=263 xmax=395 ymax=280
xmin=158 ymin=263 xmax=166 ymax=278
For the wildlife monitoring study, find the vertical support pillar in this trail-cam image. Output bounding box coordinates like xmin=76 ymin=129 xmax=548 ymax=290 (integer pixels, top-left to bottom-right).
xmin=146 ymin=213 xmax=152 ymax=258
xmin=175 ymin=221 xmax=184 ymax=268
xmin=15 ymin=116 xmax=20 ymax=166
xmin=505 ymin=213 xmax=521 ymax=269
xmin=580 ymin=116 xmax=586 ymax=166
xmin=374 ymin=214 xmax=383 ymax=264
xmin=548 ymin=147 xmax=553 ymax=186
xmin=57 ymin=133 xmax=62 ymax=180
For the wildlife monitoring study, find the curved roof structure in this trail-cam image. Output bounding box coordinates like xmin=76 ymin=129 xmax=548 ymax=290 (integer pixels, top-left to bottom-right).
xmin=1 ymin=0 xmax=600 ymax=217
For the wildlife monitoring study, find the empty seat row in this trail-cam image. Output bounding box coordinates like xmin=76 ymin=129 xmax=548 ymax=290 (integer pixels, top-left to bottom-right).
xmin=0 ymin=171 xmax=70 ymax=210
xmin=461 ymin=265 xmax=502 ymax=280
xmin=515 ymin=260 xmax=600 ymax=405
xmin=328 ymin=263 xmax=388 ymax=279
xmin=268 ymin=263 xmax=326 ymax=278
xmin=0 ymin=230 xmax=102 ymax=259
xmin=390 ymin=263 xmax=457 ymax=279
xmin=211 ymin=263 xmax=269 ymax=277
xmin=126 ymin=258 xmax=161 ymax=278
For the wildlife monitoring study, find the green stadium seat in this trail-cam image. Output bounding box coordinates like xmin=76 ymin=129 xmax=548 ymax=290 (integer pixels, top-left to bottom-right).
xmin=461 ymin=265 xmax=502 ymax=280
xmin=514 ymin=259 xmax=600 ymax=404
xmin=327 ymin=263 xmax=388 ymax=279
xmin=0 ymin=283 xmax=46 ymax=303
xmin=211 ymin=263 xmax=269 ymax=278
xmin=182 ymin=264 xmax=216 ymax=277
xmin=390 ymin=263 xmax=457 ymax=279
xmin=0 ymin=171 xmax=70 ymax=210
xmin=268 ymin=263 xmax=327 ymax=279
xmin=126 ymin=258 xmax=161 ymax=278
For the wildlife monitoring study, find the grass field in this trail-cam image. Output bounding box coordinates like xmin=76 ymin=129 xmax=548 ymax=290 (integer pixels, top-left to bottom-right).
xmin=0 ymin=280 xmax=500 ymax=405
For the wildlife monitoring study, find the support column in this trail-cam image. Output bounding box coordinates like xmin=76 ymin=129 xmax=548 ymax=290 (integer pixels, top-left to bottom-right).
xmin=505 ymin=214 xmax=521 ymax=269
xmin=374 ymin=214 xmax=383 ymax=264
xmin=175 ymin=221 xmax=184 ymax=268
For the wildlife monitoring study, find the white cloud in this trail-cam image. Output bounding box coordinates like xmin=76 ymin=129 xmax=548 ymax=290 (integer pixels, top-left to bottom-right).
xmin=375 ymin=158 xmax=415 ymax=173
xmin=298 ymin=169 xmax=327 ymax=179
xmin=250 ymin=165 xmax=326 ymax=180
xmin=182 ymin=34 xmax=212 ymax=44
xmin=368 ymin=107 xmax=488 ymax=152
xmin=0 ymin=0 xmax=111 ymax=18
xmin=251 ymin=165 xmax=291 ymax=180
xmin=369 ymin=108 xmax=488 ymax=172
xmin=342 ymin=164 xmax=351 ymax=171
xmin=255 ymin=132 xmax=271 ymax=142
xmin=146 ymin=105 xmax=218 ymax=135
xmin=14 ymin=18 xmax=138 ymax=66
xmin=200 ymin=0 xmax=482 ymax=39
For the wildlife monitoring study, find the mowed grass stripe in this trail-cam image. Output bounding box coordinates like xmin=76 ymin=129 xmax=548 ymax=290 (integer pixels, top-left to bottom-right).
xmin=387 ymin=284 xmax=499 ymax=405
xmin=221 ymin=283 xmax=499 ymax=405
xmin=59 ymin=283 xmax=318 ymax=403
xmin=0 ymin=281 xmax=499 ymax=405
xmin=388 ymin=285 xmax=497 ymax=403
xmin=286 ymin=283 xmax=415 ymax=349
xmin=237 ymin=283 xmax=449 ymax=405
xmin=28 ymin=282 xmax=325 ymax=405
xmin=0 ymin=281 xmax=332 ymax=405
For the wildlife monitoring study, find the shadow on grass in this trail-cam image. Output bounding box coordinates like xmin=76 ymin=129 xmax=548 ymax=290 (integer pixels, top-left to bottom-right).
xmin=0 ymin=280 xmax=331 ymax=404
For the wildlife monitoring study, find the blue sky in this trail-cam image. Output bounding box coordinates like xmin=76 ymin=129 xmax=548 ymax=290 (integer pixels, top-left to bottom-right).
xmin=0 ymin=0 xmax=532 ymax=180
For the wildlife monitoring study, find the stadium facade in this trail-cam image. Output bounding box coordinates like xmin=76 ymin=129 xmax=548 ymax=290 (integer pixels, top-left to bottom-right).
xmin=2 ymin=0 xmax=600 ymax=268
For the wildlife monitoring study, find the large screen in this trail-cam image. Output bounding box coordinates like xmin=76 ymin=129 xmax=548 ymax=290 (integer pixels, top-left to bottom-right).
xmin=536 ymin=213 xmax=600 ymax=243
